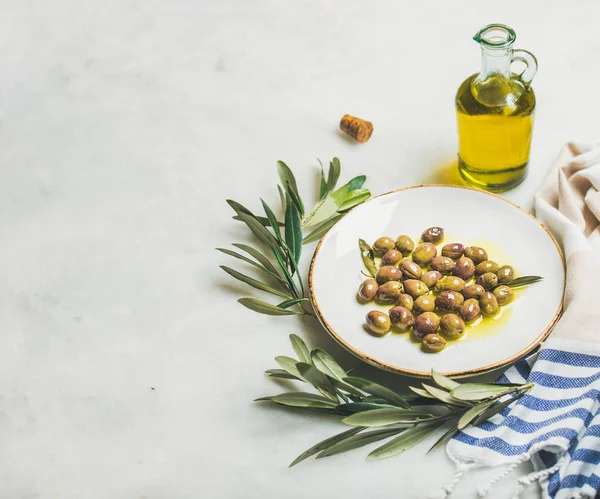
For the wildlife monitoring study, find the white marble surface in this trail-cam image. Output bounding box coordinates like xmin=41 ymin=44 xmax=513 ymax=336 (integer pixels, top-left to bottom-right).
xmin=1 ymin=1 xmax=598 ymax=498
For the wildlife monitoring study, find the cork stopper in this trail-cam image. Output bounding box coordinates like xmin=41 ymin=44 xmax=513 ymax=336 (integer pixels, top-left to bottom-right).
xmin=340 ymin=114 xmax=374 ymax=143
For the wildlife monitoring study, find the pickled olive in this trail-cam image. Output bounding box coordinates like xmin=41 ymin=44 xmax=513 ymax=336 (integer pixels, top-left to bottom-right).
xmin=460 ymin=298 xmax=481 ymax=323
xmin=376 ymin=281 xmax=404 ymax=303
xmin=480 ymin=292 xmax=499 ymax=316
xmin=400 ymin=259 xmax=423 ymax=279
xmin=493 ymin=285 xmax=514 ymax=305
xmin=452 ymin=257 xmax=475 ymax=281
xmin=421 ymin=270 xmax=443 ymax=288
xmin=412 ymin=243 xmax=437 ymax=266
xmin=373 ymin=237 xmax=395 ymax=256
xmin=403 ymin=279 xmax=429 ymax=298
xmin=366 ymin=310 xmax=392 ymax=336
xmin=413 ymin=312 xmax=440 ymax=339
xmin=497 ymin=265 xmax=515 ymax=284
xmin=375 ymin=265 xmax=403 ymax=285
xmin=430 ymin=256 xmax=455 ymax=274
xmin=442 ymin=243 xmax=464 ymax=260
xmin=435 ymin=276 xmax=466 ymax=293
xmin=389 ymin=306 xmax=415 ymax=332
xmin=398 ymin=293 xmax=414 ymax=311
xmin=422 ymin=333 xmax=446 ymax=353
xmin=357 ymin=278 xmax=378 ymax=303
xmin=477 ymin=272 xmax=499 ymax=290
xmin=475 ymin=260 xmax=500 ymax=276
xmin=464 ymin=246 xmax=488 ymax=264
xmin=436 ymin=290 xmax=464 ymax=311
xmin=440 ymin=313 xmax=466 ymax=339
xmin=421 ymin=227 xmax=444 ymax=244
xmin=382 ymin=249 xmax=403 ymax=266
xmin=462 ymin=283 xmax=485 ymax=299
xmin=414 ymin=295 xmax=436 ymax=314
xmin=395 ymin=235 xmax=415 ymax=256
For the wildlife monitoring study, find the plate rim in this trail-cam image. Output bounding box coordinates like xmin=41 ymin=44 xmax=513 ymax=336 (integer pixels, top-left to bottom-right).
xmin=308 ymin=184 xmax=565 ymax=378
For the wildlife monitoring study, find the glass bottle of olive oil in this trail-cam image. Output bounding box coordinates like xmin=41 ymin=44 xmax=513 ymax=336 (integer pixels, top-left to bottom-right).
xmin=456 ymin=24 xmax=538 ymax=191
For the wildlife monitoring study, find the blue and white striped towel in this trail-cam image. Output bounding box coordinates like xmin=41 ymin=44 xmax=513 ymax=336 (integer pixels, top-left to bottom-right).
xmin=441 ymin=142 xmax=600 ymax=499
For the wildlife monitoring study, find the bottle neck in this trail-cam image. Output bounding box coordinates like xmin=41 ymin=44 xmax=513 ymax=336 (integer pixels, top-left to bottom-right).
xmin=480 ymin=46 xmax=513 ymax=79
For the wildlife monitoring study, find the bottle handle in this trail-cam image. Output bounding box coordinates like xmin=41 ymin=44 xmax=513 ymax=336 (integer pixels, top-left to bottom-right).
xmin=512 ymin=49 xmax=538 ymax=87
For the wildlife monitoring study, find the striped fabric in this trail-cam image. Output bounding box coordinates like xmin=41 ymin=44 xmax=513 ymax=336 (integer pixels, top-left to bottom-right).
xmin=446 ymin=338 xmax=600 ymax=499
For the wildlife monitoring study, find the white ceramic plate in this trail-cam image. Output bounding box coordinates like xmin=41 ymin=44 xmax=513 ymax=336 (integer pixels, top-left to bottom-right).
xmin=309 ymin=185 xmax=564 ymax=378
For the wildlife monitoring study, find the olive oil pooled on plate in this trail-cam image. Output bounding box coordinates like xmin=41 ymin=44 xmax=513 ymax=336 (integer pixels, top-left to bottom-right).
xmin=456 ymin=24 xmax=538 ymax=192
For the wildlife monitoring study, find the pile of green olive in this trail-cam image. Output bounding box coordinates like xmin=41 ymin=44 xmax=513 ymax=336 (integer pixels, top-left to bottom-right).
xmin=358 ymin=227 xmax=519 ymax=353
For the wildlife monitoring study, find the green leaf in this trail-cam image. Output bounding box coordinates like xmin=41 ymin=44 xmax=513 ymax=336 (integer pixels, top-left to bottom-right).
xmin=458 ymin=400 xmax=496 ymax=430
xmin=220 ymin=266 xmax=291 ymax=299
xmin=408 ymin=386 xmax=437 ymax=399
xmin=358 ymin=239 xmax=378 ymax=277
xmin=227 ymin=199 xmax=255 ymax=218
xmin=311 ymin=349 xmax=347 ymax=381
xmin=317 ymin=428 xmax=403 ymax=459
xmin=421 ymin=384 xmax=472 ymax=407
xmin=261 ymin=199 xmax=282 ymax=240
xmin=343 ymin=377 xmax=411 ymax=409
xmin=451 ymin=383 xmax=516 ymax=401
xmin=277 ymin=161 xmax=304 ymax=215
xmin=284 ymin=195 xmax=303 ymax=266
xmin=272 ymin=250 xmax=298 ymax=296
xmin=342 ymin=408 xmax=434 ymax=427
xmin=265 ymin=369 xmax=301 ymax=380
xmin=234 ymin=211 xmax=281 ymax=253
xmin=431 ymin=371 xmax=460 ymax=391
xmin=297 ymin=363 xmax=338 ymax=402
xmin=275 ymin=356 xmax=306 ymax=380
xmin=303 ymin=215 xmax=343 ymax=244
xmin=290 ymin=334 xmax=311 ymax=364
xmin=216 ymin=248 xmax=286 ymax=285
xmin=277 ymin=298 xmax=309 ymax=309
xmin=427 ymin=424 xmax=460 ymax=454
xmin=472 ymin=393 xmax=525 ymax=426
xmin=278 ymin=184 xmax=286 ymax=213
xmin=335 ymin=402 xmax=399 ymax=415
xmin=337 ymin=189 xmax=371 ymax=212
xmin=269 ymin=392 xmax=338 ymax=408
xmin=231 ymin=243 xmax=279 ymax=275
xmin=327 ymin=158 xmax=341 ymax=192
xmin=238 ymin=298 xmax=300 ymax=316
xmin=367 ymin=421 xmax=445 ymax=460
xmin=318 ymin=163 xmax=328 ymax=201
xmin=233 ymin=215 xmax=284 ymax=227
xmin=506 ymin=276 xmax=543 ymax=288
xmin=289 ymin=426 xmax=364 ymax=467
xmin=346 ymin=175 xmax=366 ymax=192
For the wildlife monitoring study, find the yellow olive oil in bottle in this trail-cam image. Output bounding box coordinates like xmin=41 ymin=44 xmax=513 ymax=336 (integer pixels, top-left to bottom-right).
xmin=456 ymin=24 xmax=538 ymax=191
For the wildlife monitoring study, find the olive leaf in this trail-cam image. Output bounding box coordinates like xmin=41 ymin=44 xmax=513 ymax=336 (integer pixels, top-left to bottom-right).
xmin=334 ymin=402 xmax=399 ymax=416
xmin=231 ymin=243 xmax=280 ymax=275
xmin=289 ymin=334 xmax=311 ymax=364
xmin=367 ymin=421 xmax=445 ymax=461
xmin=261 ymin=199 xmax=282 ymax=240
xmin=233 ymin=214 xmax=283 ymax=227
xmin=310 ymin=349 xmax=347 ymax=381
xmin=408 ymin=386 xmax=437 ymax=399
xmin=263 ymin=392 xmax=339 ymax=409
xmin=326 ymin=157 xmax=341 ymax=194
xmin=358 ymin=239 xmax=378 ymax=277
xmin=297 ymin=363 xmax=339 ymax=402
xmin=506 ymin=276 xmax=543 ymax=288
xmin=275 ymin=356 xmax=307 ymax=380
xmin=277 ymin=160 xmax=304 ymax=215
xmin=338 ymin=190 xmax=371 ymax=212
xmin=421 ymin=384 xmax=472 ymax=407
xmin=289 ymin=426 xmax=364 ymax=467
xmin=457 ymin=400 xmax=497 ymax=430
xmin=451 ymin=383 xmax=520 ymax=401
xmin=342 ymin=408 xmax=434 ymax=427
xmin=431 ymin=370 xmax=460 ymax=391
xmin=472 ymin=392 xmax=527 ymax=425
xmin=238 ymin=298 xmax=300 ymax=316
xmin=343 ymin=377 xmax=411 ymax=409
xmin=427 ymin=424 xmax=460 ymax=454
xmin=220 ymin=266 xmax=291 ymax=299
xmin=265 ymin=369 xmax=301 ymax=380
xmin=317 ymin=428 xmax=403 ymax=459
xmin=277 ymin=298 xmax=309 ymax=309
xmin=303 ymin=215 xmax=343 ymax=244
xmin=284 ymin=195 xmax=303 ymax=266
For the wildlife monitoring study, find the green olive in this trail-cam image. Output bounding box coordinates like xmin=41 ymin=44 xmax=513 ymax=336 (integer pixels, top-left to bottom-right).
xmin=462 ymin=283 xmax=485 ymax=299
xmin=398 ymin=293 xmax=414 ymax=311
xmin=436 ymin=290 xmax=464 ymax=311
xmin=493 ymin=285 xmax=514 ymax=305
xmin=403 ymin=279 xmax=429 ymax=298
xmin=430 ymin=256 xmax=455 ymax=274
xmin=480 ymin=292 xmax=499 ymax=316
xmin=422 ymin=333 xmax=446 ymax=353
xmin=464 ymin=246 xmax=488 ymax=264
xmin=414 ymin=295 xmax=436 ymax=314
xmin=435 ymin=276 xmax=466 ymax=293
xmin=452 ymin=257 xmax=475 ymax=281
xmin=375 ymin=265 xmax=403 ymax=285
xmin=357 ymin=278 xmax=378 ymax=303
xmin=421 ymin=226 xmax=444 ymax=244
xmin=365 ymin=310 xmax=392 ymax=336
xmin=413 ymin=312 xmax=440 ymax=339
xmin=400 ymin=259 xmax=423 ymax=279
xmin=389 ymin=306 xmax=415 ymax=332
xmin=475 ymin=260 xmax=500 ymax=276
xmin=381 ymin=249 xmax=403 ymax=266
xmin=442 ymin=243 xmax=464 ymax=260
xmin=412 ymin=243 xmax=437 ymax=266
xmin=460 ymin=298 xmax=481 ymax=323
xmin=376 ymin=281 xmax=404 ymax=303
xmin=496 ymin=265 xmax=515 ymax=284
xmin=421 ymin=270 xmax=443 ymax=288
xmin=395 ymin=235 xmax=415 ymax=256
xmin=477 ymin=272 xmax=499 ymax=290
xmin=440 ymin=313 xmax=466 ymax=339
xmin=373 ymin=237 xmax=396 ymax=256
